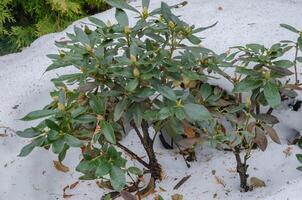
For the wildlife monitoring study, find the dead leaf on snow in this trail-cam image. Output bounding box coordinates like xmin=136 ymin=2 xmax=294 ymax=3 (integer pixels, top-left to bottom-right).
xmin=250 ymin=177 xmax=266 ymax=188
xmin=120 ymin=191 xmax=136 ymax=200
xmin=171 ymin=193 xmax=183 ymax=200
xmin=53 ymin=161 xmax=69 ymax=173
xmin=214 ymin=175 xmax=226 ymax=187
xmin=70 ymin=181 xmax=79 ymax=190
xmin=283 ymin=146 xmax=293 ymax=157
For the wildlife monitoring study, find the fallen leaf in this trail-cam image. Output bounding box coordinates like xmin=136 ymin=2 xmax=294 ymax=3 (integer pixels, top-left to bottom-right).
xmin=70 ymin=181 xmax=79 ymax=190
xmin=96 ymin=180 xmax=113 ymax=190
xmin=283 ymin=146 xmax=293 ymax=157
xmin=214 ymin=175 xmax=226 ymax=187
xmin=63 ymin=194 xmax=73 ymax=199
xmin=171 ymin=194 xmax=183 ymax=200
xmin=159 ymin=186 xmax=166 ymax=192
xmin=184 ymin=126 xmax=195 ymax=138
xmin=250 ymin=177 xmax=266 ymax=188
xmin=53 ymin=161 xmax=69 ymax=173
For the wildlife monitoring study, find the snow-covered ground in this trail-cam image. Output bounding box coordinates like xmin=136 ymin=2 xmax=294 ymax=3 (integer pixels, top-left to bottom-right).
xmin=1 ymin=0 xmax=302 ymax=199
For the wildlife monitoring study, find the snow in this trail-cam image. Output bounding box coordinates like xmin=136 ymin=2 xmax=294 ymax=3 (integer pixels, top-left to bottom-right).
xmin=1 ymin=0 xmax=302 ymax=199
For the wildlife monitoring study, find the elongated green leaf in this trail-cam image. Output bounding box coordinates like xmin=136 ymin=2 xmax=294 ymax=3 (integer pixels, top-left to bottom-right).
xmin=192 ymin=21 xmax=218 ymax=33
xmin=64 ymin=134 xmax=83 ymax=147
xmin=142 ymin=0 xmax=150 ymax=8
xmin=233 ymin=78 xmax=263 ymax=93
xmin=101 ymin=121 xmax=116 ymax=144
xmin=115 ymin=8 xmax=129 ymax=26
xmin=52 ymin=139 xmax=65 ymax=154
xmin=114 ymin=98 xmax=129 ymax=121
xmin=298 ymin=37 xmax=302 ymax=51
xmin=88 ymin=17 xmax=106 ymax=27
xmin=95 ymin=160 xmax=111 ymax=177
xmin=45 ymin=119 xmax=60 ymax=131
xmin=157 ymin=86 xmax=177 ymax=101
xmin=161 ymin=2 xmax=172 ymax=22
xmin=264 ymin=82 xmax=281 ymax=108
xmin=21 ymin=109 xmax=58 ymax=121
xmin=280 ymin=24 xmax=300 ymax=33
xmin=125 ymin=79 xmax=139 ymax=92
xmin=132 ymin=104 xmax=142 ymax=126
xmin=187 ymin=34 xmax=201 ymax=45
xmin=18 ymin=143 xmax=35 ymax=157
xmin=128 ymin=166 xmax=143 ymax=175
xmin=16 ymin=128 xmax=40 ymax=138
xmin=184 ymin=103 xmax=211 ymax=122
xmin=110 ymin=166 xmax=126 ymax=192
xmin=106 ymin=0 xmax=139 ymax=13
xmin=74 ymin=26 xmax=90 ymax=45
xmin=273 ymin=60 xmax=294 ymax=68
xmin=89 ymin=94 xmax=105 ymax=115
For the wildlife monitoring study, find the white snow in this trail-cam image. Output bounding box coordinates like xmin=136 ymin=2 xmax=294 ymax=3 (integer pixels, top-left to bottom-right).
xmin=1 ymin=0 xmax=302 ymax=199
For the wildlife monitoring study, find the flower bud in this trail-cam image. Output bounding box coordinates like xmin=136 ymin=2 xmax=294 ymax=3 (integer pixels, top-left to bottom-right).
xmin=133 ymin=67 xmax=140 ymax=77
xmin=124 ymin=26 xmax=131 ymax=34
xmin=168 ymin=21 xmax=175 ymax=30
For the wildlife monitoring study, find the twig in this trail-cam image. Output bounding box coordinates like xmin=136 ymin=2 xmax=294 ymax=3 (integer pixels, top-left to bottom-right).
xmin=173 ymin=175 xmax=191 ymax=190
xmin=117 ymin=142 xmax=149 ymax=169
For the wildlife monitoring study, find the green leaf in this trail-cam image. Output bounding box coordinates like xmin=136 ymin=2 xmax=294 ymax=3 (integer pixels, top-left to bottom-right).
xmin=18 ymin=143 xmax=35 ymax=157
xmin=114 ymin=98 xmax=129 ymax=121
xmin=128 ymin=166 xmax=143 ymax=175
xmin=52 ymin=139 xmax=65 ymax=154
xmin=157 ymin=86 xmax=177 ymax=101
xmin=110 ymin=165 xmax=126 ymax=192
xmin=298 ymin=37 xmax=302 ymax=51
xmin=161 ymin=2 xmax=172 ymax=22
xmin=74 ymin=26 xmax=90 ymax=45
xmin=233 ymin=78 xmax=263 ymax=93
xmin=174 ymin=107 xmax=185 ymax=120
xmin=76 ymin=160 xmax=95 ymax=173
xmin=142 ymin=0 xmax=150 ymax=8
xmin=184 ymin=103 xmax=211 ymax=122
xmin=280 ymin=24 xmax=300 ymax=33
xmin=88 ymin=17 xmax=106 ymax=27
xmin=106 ymin=0 xmax=139 ymax=13
xmin=45 ymin=119 xmax=60 ymax=131
xmin=16 ymin=128 xmax=40 ymax=138
xmin=115 ymin=8 xmax=129 ymax=26
xmin=273 ymin=60 xmax=294 ymax=68
xmin=192 ymin=21 xmax=218 ymax=33
xmin=74 ymin=114 xmax=96 ymax=123
xmin=297 ymin=57 xmax=302 ymax=63
xmin=200 ymin=83 xmax=212 ymax=100
xmin=187 ymin=34 xmax=201 ymax=45
xmin=132 ymin=104 xmax=142 ymax=126
xmin=95 ymin=160 xmax=111 ymax=177
xmin=264 ymin=82 xmax=281 ymax=109
xmin=296 ymin=154 xmax=302 ymax=163
xmin=64 ymin=134 xmax=83 ymax=147
xmin=21 ymin=109 xmax=58 ymax=121
xmin=159 ymin=107 xmax=172 ymax=120
xmin=89 ymin=94 xmax=105 ymax=115
xmin=125 ymin=79 xmax=139 ymax=92
xmin=101 ymin=121 xmax=116 ymax=144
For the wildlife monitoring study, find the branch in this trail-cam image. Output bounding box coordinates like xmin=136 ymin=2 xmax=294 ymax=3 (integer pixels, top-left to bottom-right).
xmin=117 ymin=142 xmax=150 ymax=169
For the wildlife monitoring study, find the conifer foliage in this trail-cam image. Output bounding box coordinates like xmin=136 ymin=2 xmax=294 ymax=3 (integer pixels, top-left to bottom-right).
xmin=0 ymin=0 xmax=110 ymax=55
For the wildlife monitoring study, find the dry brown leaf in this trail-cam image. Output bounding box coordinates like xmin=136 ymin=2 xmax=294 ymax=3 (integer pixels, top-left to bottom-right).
xmin=247 ymin=122 xmax=256 ymax=132
xmin=96 ymin=180 xmax=113 ymax=190
xmin=53 ymin=161 xmax=69 ymax=173
xmin=184 ymin=126 xmax=195 ymax=138
xmin=250 ymin=177 xmax=266 ymax=188
xmin=136 ymin=177 xmax=155 ymax=198
xmin=253 ymin=127 xmax=268 ymax=151
xmin=70 ymin=181 xmax=79 ymax=190
xmin=159 ymin=186 xmax=167 ymax=192
xmin=283 ymin=146 xmax=293 ymax=157
xmin=262 ymin=124 xmax=281 ymax=144
xmin=63 ymin=194 xmax=73 ymax=199
xmin=171 ymin=194 xmax=183 ymax=200
xmin=214 ymin=175 xmax=226 ymax=187
xmin=120 ymin=191 xmax=136 ymax=200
